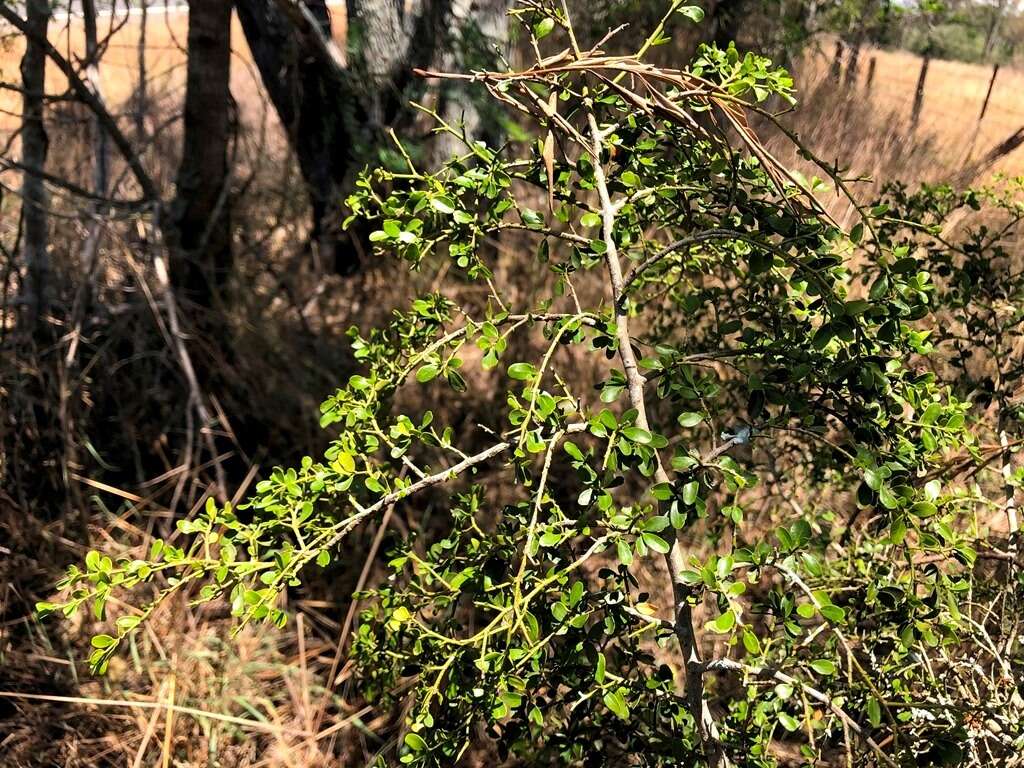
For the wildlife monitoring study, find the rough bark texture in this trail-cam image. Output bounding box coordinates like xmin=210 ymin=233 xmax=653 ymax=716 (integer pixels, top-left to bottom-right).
xmin=236 ymin=0 xmax=362 ymax=273
xmin=166 ymin=0 xmax=235 ymax=307
xmin=432 ymin=0 xmax=510 ymax=165
xmin=82 ymin=0 xmax=110 ymax=198
xmin=20 ymin=0 xmax=51 ymax=329
xmin=135 ymin=0 xmax=149 ymax=141
xmin=236 ymin=0 xmax=452 ymax=275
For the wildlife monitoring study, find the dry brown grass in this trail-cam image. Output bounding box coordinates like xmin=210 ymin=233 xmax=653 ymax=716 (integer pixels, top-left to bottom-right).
xmin=837 ymin=43 xmax=1024 ymax=172
xmin=0 ymin=5 xmax=350 ymax=132
xmin=2 ymin=11 xmax=1022 ymax=208
xmin=745 ymin=40 xmax=1024 ymax=228
xmin=799 ymin=41 xmax=1024 ymax=172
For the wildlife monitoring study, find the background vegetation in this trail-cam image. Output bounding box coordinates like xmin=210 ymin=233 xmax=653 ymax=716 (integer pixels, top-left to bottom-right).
xmin=2 ymin=1 xmax=1024 ymax=766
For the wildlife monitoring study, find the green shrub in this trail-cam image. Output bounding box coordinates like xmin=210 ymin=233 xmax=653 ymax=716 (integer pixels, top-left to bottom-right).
xmin=41 ymin=2 xmax=1022 ymax=765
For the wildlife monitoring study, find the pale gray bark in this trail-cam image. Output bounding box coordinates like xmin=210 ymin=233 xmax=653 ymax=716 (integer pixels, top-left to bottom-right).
xmin=983 ymin=0 xmax=1011 ymax=60
xmin=432 ymin=0 xmax=510 ymax=164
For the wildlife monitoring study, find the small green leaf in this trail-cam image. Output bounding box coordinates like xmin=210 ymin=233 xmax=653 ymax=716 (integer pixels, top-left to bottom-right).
xmin=682 ymin=481 xmax=699 ymax=505
xmin=391 ymin=606 xmax=412 ymax=624
xmin=910 ymin=501 xmax=937 ymax=518
xmin=404 ymin=732 xmax=427 ymax=751
xmin=777 ymin=711 xmax=800 ymax=732
xmin=676 ymin=5 xmax=705 ymax=23
xmin=539 ymin=530 xmax=561 ymax=548
xmin=641 ymin=532 xmax=670 ymax=554
xmin=742 ymin=630 xmax=761 ymax=654
xmin=603 ymin=688 xmax=630 ymax=720
xmin=616 ymin=539 xmax=634 ymax=566
xmin=643 ymin=515 xmax=671 ymax=532
xmin=508 ymin=362 xmax=537 ymax=380
xmin=620 ymin=170 xmax=640 ymax=187
xmin=416 ymin=364 xmax=439 ymax=383
xmin=812 ymin=324 xmax=834 ymax=350
xmin=921 ymin=402 xmax=942 ymax=425
xmin=677 ymin=411 xmax=703 ymax=428
xmin=708 ymin=609 xmax=736 ymax=634
xmin=534 ymin=16 xmax=555 ymax=39
xmin=116 ymin=615 xmax=140 ymax=633
xmin=564 ymin=441 xmax=584 ymax=461
xmin=809 ymin=659 xmax=836 ymax=675
xmin=878 ymin=484 xmax=899 ymax=510
xmin=866 ymin=696 xmax=882 ymax=728
xmin=335 ymin=451 xmax=356 ymax=473
xmin=819 ymin=604 xmax=846 ymax=623
xmin=430 ymin=196 xmax=456 ymax=215
xmin=621 ymin=426 xmax=652 ymax=444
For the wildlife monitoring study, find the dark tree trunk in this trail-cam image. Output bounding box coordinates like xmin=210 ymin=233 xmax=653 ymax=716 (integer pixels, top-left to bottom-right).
xmin=82 ymin=0 xmax=109 ymax=198
xmin=235 ymin=0 xmax=363 ymax=274
xmin=165 ymin=0 xmax=235 ymax=308
xmin=236 ymin=0 xmax=452 ymax=275
xmin=707 ymin=0 xmax=742 ymax=49
xmin=20 ymin=0 xmax=51 ymax=329
xmin=135 ymin=0 xmax=149 ymax=141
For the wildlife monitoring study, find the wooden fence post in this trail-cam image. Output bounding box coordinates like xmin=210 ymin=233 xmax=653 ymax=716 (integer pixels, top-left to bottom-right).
xmin=911 ymin=56 xmax=930 ymax=130
xmin=979 ymin=63 xmax=1000 ymax=123
xmin=830 ymin=40 xmax=843 ymax=83
xmin=844 ymin=42 xmax=861 ymax=86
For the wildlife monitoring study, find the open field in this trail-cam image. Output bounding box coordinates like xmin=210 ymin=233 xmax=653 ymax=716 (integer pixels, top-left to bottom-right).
xmin=798 ymin=41 xmax=1024 ymax=178
xmin=0 ymin=3 xmax=348 ymax=133
xmin=1 ymin=10 xmax=1023 ymax=183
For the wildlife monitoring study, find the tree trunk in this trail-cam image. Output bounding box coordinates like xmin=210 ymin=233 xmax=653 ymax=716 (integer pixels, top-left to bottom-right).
xmin=136 ymin=0 xmax=149 ymax=141
xmin=983 ymin=0 xmax=1010 ymax=61
xmin=236 ymin=0 xmax=452 ymax=275
xmin=348 ymin=0 xmax=453 ymax=129
xmin=82 ymin=0 xmax=109 ymax=199
xmin=236 ymin=0 xmax=362 ymax=273
xmin=432 ymin=0 xmax=509 ymax=164
xmin=165 ymin=0 xmax=235 ymax=308
xmin=20 ymin=0 xmax=51 ymax=329
xmin=80 ymin=0 xmax=109 ymax=275
xmin=707 ymin=0 xmax=744 ymax=49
